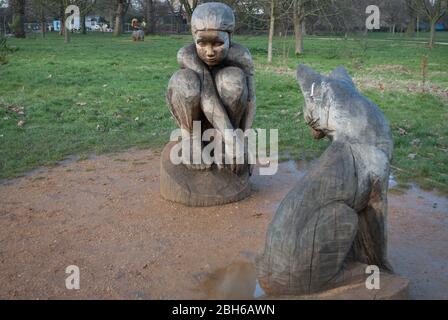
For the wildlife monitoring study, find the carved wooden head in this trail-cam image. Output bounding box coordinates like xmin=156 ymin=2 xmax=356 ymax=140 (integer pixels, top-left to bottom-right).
xmin=296 ymin=64 xmax=393 ymax=159
xmin=191 ymin=2 xmax=235 ymax=67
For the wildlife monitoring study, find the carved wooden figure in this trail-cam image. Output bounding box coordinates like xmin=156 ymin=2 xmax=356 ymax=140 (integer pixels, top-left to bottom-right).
xmin=161 ymin=2 xmax=256 ymax=206
xmin=132 ymin=30 xmax=144 ymax=41
xmin=257 ymin=65 xmax=394 ymax=295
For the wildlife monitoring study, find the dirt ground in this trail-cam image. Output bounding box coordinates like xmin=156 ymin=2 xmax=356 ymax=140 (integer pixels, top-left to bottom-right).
xmin=0 ymin=149 xmax=447 ymax=300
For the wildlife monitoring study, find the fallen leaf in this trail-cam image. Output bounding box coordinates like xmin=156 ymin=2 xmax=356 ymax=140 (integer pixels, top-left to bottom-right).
xmin=398 ymin=128 xmax=408 ymax=136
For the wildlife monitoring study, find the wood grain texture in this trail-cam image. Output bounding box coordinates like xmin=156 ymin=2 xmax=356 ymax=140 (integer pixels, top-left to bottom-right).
xmin=132 ymin=30 xmax=144 ymax=41
xmin=161 ymin=3 xmax=256 ymax=206
xmin=257 ymin=65 xmax=394 ymax=295
xmin=160 ymin=142 xmax=251 ymax=207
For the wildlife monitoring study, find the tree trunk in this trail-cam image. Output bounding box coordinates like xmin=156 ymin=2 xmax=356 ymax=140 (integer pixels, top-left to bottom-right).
xmin=405 ymin=3 xmax=416 ymax=38
xmin=81 ymin=14 xmax=86 ymax=35
xmin=64 ymin=14 xmax=70 ymax=43
xmin=64 ymin=26 xmax=70 ymax=43
xmin=267 ymin=0 xmax=275 ymax=63
xmin=11 ymin=0 xmax=26 ymax=38
xmin=145 ymin=0 xmax=156 ymax=34
xmin=114 ymin=1 xmax=124 ymax=36
xmin=416 ymin=16 xmax=419 ymax=37
xmin=429 ymin=19 xmax=436 ymax=49
xmin=40 ymin=21 xmax=46 ymax=38
xmin=62 ymin=0 xmax=70 ymax=43
xmin=180 ymin=0 xmax=195 ymax=24
xmin=293 ymin=0 xmax=304 ymax=56
xmin=40 ymin=7 xmax=46 ymax=38
xmin=294 ymin=19 xmax=304 ymax=55
xmin=59 ymin=4 xmax=64 ymax=36
xmin=406 ymin=18 xmax=415 ymax=37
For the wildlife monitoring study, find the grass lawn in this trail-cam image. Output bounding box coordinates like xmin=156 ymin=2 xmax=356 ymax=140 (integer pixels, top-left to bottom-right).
xmin=0 ymin=31 xmax=447 ymax=193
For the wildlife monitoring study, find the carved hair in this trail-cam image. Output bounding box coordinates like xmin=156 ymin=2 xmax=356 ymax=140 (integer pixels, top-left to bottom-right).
xmin=191 ymin=2 xmax=235 ymax=34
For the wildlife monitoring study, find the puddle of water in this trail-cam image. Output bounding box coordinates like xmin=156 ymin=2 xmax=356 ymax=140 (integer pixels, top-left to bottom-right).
xmin=389 ymin=173 xmax=398 ymax=188
xmin=198 ymin=261 xmax=262 ymax=300
xmin=391 ymin=183 xmax=448 ymax=212
xmin=254 ymin=280 xmax=266 ymax=299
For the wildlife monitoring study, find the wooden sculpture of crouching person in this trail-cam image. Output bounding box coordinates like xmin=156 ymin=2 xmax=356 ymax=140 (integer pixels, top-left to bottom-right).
xmin=166 ymin=2 xmax=256 ymax=174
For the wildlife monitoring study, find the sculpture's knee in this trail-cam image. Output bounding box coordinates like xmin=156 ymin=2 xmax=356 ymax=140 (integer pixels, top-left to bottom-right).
xmin=167 ymin=69 xmax=201 ymax=102
xmin=167 ymin=69 xmax=201 ymax=129
xmin=215 ymin=66 xmax=247 ymax=107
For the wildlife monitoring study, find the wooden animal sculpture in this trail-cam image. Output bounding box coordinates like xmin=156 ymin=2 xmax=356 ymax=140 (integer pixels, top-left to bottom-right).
xmin=256 ymin=64 xmax=394 ymax=295
xmin=132 ymin=30 xmax=144 ymax=41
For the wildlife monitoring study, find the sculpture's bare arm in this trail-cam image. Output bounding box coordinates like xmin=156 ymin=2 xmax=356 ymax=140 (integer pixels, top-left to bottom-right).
xmin=225 ymin=42 xmax=256 ymax=130
xmin=177 ymin=44 xmax=234 ymax=134
xmin=177 ymin=43 xmax=256 ymax=131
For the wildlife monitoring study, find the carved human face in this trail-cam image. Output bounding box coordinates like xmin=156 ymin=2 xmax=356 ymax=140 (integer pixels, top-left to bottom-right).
xmin=194 ymin=30 xmax=230 ymax=67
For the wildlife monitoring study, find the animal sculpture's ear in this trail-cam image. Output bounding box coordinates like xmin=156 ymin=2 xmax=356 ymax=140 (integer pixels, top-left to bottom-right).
xmin=296 ymin=64 xmax=322 ymax=96
xmin=329 ymin=66 xmax=355 ymax=87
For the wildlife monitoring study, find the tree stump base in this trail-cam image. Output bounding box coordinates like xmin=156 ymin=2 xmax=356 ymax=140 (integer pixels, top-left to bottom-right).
xmin=160 ymin=142 xmax=251 ymax=207
xmin=261 ymin=272 xmax=410 ymax=300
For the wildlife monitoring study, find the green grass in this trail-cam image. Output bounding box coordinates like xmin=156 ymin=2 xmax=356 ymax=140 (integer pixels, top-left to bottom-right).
xmin=0 ymin=32 xmax=447 ymax=193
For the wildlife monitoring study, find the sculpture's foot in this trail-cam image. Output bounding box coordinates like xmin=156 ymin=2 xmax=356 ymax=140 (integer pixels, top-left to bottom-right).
xmin=160 ymin=142 xmax=251 ymax=207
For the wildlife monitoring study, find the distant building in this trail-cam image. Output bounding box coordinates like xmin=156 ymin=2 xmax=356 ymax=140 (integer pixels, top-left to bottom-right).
xmin=53 ymin=20 xmax=61 ymax=32
xmin=52 ymin=15 xmax=104 ymax=32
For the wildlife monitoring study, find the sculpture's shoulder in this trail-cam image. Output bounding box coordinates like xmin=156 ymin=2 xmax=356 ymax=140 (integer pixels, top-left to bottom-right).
xmin=226 ymin=42 xmax=254 ymax=76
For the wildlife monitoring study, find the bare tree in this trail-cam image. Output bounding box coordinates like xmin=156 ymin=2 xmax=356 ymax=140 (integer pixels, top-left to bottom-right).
xmin=74 ymin=0 xmax=96 ymax=34
xmin=267 ymin=0 xmax=275 ymax=63
xmin=137 ymin=0 xmax=155 ymax=34
xmin=292 ymin=0 xmax=304 ymax=55
xmin=63 ymin=0 xmax=71 ymax=43
xmin=11 ymin=0 xmax=26 ymax=38
xmin=292 ymin=0 xmax=332 ymax=55
xmin=409 ymin=0 xmax=447 ymax=48
xmin=113 ymin=0 xmax=130 ymax=36
xmin=405 ymin=0 xmax=417 ymax=36
xmin=377 ymin=0 xmax=408 ymax=34
xmin=28 ymin=0 xmax=48 ymax=37
xmin=179 ymin=0 xmax=198 ymax=23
